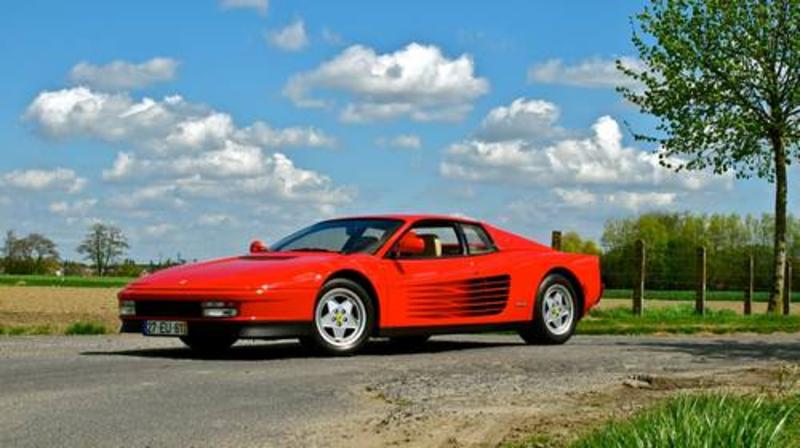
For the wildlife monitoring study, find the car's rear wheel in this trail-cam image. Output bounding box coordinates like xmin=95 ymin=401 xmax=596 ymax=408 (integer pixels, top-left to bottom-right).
xmin=179 ymin=330 xmax=238 ymax=354
xmin=519 ymin=273 xmax=578 ymax=345
xmin=308 ymin=278 xmax=374 ymax=356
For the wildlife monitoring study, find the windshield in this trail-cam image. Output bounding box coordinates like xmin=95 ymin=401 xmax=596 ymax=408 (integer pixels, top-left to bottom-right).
xmin=271 ymin=218 xmax=404 ymax=255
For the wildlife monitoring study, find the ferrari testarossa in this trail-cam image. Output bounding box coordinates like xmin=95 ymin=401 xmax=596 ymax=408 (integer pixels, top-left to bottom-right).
xmin=119 ymin=215 xmax=602 ymax=355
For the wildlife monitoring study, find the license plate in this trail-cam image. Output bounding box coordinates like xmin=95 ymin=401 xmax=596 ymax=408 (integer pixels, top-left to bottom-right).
xmin=144 ymin=320 xmax=187 ymax=336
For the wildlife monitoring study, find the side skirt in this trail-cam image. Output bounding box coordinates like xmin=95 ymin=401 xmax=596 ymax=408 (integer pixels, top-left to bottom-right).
xmin=379 ymin=321 xmax=529 ymax=338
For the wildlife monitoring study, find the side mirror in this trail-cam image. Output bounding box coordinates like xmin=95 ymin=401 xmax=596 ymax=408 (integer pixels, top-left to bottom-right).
xmin=250 ymin=240 xmax=269 ymax=254
xmin=393 ymin=232 xmax=425 ymax=257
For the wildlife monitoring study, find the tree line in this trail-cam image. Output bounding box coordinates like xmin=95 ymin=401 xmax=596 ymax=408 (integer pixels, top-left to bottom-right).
xmin=561 ymin=212 xmax=800 ymax=291
xmin=0 ymin=223 xmax=183 ymax=277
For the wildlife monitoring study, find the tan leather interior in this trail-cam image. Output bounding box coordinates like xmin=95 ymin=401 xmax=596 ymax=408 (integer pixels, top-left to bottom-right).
xmin=417 ymin=234 xmax=442 ymax=257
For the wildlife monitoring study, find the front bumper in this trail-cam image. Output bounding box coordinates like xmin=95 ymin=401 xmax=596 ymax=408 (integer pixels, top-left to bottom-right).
xmin=120 ymin=319 xmax=312 ymax=339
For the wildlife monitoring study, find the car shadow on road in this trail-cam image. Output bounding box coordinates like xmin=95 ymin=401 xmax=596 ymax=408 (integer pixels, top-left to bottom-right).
xmin=611 ymin=338 xmax=800 ymax=363
xmin=80 ymin=338 xmax=522 ymax=361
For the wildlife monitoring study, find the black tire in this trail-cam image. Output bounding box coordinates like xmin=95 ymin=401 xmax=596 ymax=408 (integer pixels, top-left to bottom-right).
xmin=388 ymin=334 xmax=430 ymax=349
xmin=179 ymin=330 xmax=238 ymax=354
xmin=307 ymin=278 xmax=375 ymax=356
xmin=519 ymin=273 xmax=579 ymax=345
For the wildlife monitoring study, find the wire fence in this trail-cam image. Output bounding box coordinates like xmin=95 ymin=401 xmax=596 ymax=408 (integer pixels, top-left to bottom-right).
xmin=550 ymin=232 xmax=793 ymax=315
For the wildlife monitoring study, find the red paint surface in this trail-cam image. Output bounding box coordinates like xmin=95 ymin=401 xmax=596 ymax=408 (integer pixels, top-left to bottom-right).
xmin=119 ymin=215 xmax=602 ymax=331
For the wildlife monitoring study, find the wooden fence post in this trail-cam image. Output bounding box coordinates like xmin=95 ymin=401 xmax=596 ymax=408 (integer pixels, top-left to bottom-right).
xmin=744 ymin=254 xmax=753 ymax=316
xmin=696 ymin=246 xmax=706 ymax=315
xmin=551 ymin=231 xmax=562 ymax=251
xmin=633 ymin=239 xmax=645 ymax=316
xmin=784 ymin=259 xmax=792 ymax=316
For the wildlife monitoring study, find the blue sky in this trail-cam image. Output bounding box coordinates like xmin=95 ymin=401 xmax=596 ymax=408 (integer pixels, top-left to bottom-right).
xmin=0 ymin=0 xmax=784 ymax=261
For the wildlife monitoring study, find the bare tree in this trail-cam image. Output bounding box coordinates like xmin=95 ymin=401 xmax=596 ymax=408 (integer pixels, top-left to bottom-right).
xmin=26 ymin=233 xmax=59 ymax=264
xmin=77 ymin=223 xmax=129 ymax=276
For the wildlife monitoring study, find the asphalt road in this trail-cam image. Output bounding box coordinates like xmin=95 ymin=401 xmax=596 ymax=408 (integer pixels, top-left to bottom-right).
xmin=2 ymin=333 xmax=800 ymax=447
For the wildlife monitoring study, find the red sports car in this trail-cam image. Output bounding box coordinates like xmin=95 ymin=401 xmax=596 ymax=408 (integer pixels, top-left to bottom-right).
xmin=119 ymin=215 xmax=602 ymax=355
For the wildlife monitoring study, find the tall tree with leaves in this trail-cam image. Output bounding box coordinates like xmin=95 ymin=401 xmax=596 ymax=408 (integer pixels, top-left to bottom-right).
xmin=77 ymin=223 xmax=129 ymax=276
xmin=618 ymin=0 xmax=800 ymax=312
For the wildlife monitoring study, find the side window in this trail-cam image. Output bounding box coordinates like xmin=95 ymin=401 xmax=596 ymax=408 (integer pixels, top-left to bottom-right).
xmin=398 ymin=224 xmax=464 ymax=258
xmin=461 ymin=224 xmax=496 ymax=255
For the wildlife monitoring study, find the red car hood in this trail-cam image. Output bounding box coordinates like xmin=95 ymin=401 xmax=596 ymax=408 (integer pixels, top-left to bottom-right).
xmin=125 ymin=252 xmax=342 ymax=291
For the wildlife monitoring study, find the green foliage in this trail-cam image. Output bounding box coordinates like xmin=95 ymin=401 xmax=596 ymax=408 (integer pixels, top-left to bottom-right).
xmin=603 ymin=288 xmax=800 ymax=302
xmin=620 ymin=0 xmax=800 ymax=178
xmin=0 ymin=322 xmax=108 ymax=336
xmin=601 ymin=212 xmax=800 ymax=290
xmin=0 ymin=325 xmax=53 ymax=336
xmin=578 ymin=305 xmax=800 ymax=335
xmin=571 ymin=394 xmax=799 ymax=448
xmin=620 ymin=0 xmax=800 ymax=310
xmin=64 ymin=322 xmax=108 ymax=335
xmin=2 ymin=230 xmax=60 ymax=275
xmin=0 ymin=274 xmax=132 ymax=288
xmin=109 ymin=259 xmax=146 ymax=277
xmin=61 ymin=260 xmax=90 ymax=277
xmin=561 ymin=232 xmax=602 ymax=256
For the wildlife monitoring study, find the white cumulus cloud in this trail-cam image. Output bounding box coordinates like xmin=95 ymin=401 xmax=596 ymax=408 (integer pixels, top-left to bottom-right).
xmin=606 ymin=191 xmax=676 ymax=211
xmin=553 ymin=188 xmax=597 ymax=207
xmin=267 ymin=19 xmax=309 ymax=52
xmin=49 ymin=198 xmax=97 ymax=215
xmin=441 ymin=97 xmax=731 ymax=218
xmin=527 ymin=56 xmax=645 ymax=89
xmin=2 ymin=168 xmax=86 ymax=193
xmin=25 ymin=87 xmax=352 ymax=219
xmin=443 ymin=105 xmax=722 ymax=191
xmin=25 ymin=87 xmax=336 ymax=152
xmin=376 ymin=134 xmax=422 ymax=150
xmin=284 ymin=43 xmax=489 ymax=122
xmin=69 ymin=57 xmax=179 ymax=91
xmin=477 ymin=97 xmax=563 ymax=142
xmin=219 ymin=0 xmax=268 ymax=15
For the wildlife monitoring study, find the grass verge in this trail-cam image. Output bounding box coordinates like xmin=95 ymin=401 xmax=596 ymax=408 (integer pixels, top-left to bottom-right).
xmin=1 ymin=322 xmax=109 ymax=336
xmin=505 ymin=393 xmax=800 ymax=448
xmin=603 ymin=288 xmax=800 ymax=302
xmin=0 ymin=325 xmax=54 ymax=336
xmin=64 ymin=321 xmax=108 ymax=335
xmin=571 ymin=393 xmax=799 ymax=448
xmin=0 ymin=274 xmax=132 ymax=288
xmin=577 ymin=305 xmax=800 ymax=335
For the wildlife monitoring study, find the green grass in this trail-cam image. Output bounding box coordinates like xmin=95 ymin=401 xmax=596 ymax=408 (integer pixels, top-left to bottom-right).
xmin=0 ymin=274 xmax=132 ymax=288
xmin=570 ymin=394 xmax=800 ymax=448
xmin=0 ymin=325 xmax=54 ymax=335
xmin=577 ymin=305 xmax=800 ymax=335
xmin=64 ymin=321 xmax=108 ymax=335
xmin=603 ymin=288 xmax=800 ymax=302
xmin=0 ymin=322 xmax=109 ymax=336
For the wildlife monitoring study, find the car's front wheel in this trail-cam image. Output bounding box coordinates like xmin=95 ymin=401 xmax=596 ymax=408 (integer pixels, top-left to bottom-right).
xmin=308 ymin=278 xmax=374 ymax=356
xmin=519 ymin=273 xmax=578 ymax=345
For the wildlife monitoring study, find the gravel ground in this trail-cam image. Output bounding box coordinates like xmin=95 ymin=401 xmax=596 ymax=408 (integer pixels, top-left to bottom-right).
xmin=1 ymin=333 xmax=799 ymax=447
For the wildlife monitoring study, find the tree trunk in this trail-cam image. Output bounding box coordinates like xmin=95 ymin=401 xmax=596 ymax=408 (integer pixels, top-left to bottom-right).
xmin=768 ymin=132 xmax=788 ymax=313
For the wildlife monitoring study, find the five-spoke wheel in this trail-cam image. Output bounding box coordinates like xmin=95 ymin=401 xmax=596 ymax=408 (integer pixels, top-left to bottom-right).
xmin=306 ymin=278 xmax=374 ymax=355
xmin=519 ymin=273 xmax=578 ymax=344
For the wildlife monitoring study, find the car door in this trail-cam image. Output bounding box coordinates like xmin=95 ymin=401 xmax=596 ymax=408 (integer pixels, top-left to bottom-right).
xmin=380 ymin=220 xmax=507 ymax=329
